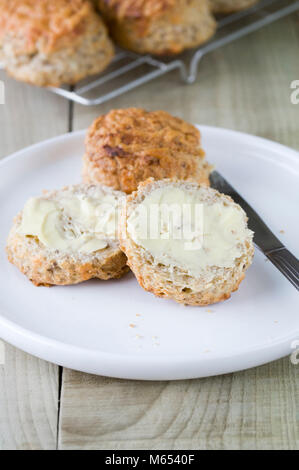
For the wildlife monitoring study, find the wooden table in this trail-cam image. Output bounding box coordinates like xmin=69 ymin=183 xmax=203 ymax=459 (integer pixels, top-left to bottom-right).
xmin=0 ymin=14 xmax=298 ymax=450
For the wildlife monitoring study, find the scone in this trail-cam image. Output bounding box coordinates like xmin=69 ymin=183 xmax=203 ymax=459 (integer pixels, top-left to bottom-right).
xmin=210 ymin=0 xmax=259 ymax=14
xmin=83 ymin=108 xmax=212 ymax=194
xmin=0 ymin=0 xmax=114 ymax=87
xmin=97 ymin=0 xmax=216 ymax=55
xmin=6 ymin=184 xmax=128 ymax=286
xmin=119 ymin=179 xmax=254 ymax=306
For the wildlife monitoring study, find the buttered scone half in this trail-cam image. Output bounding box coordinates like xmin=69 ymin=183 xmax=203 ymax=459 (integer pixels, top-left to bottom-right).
xmin=97 ymin=0 xmax=216 ymax=55
xmin=210 ymin=0 xmax=259 ymax=14
xmin=0 ymin=0 xmax=114 ymax=87
xmin=119 ymin=179 xmax=254 ymax=306
xmin=83 ymin=108 xmax=212 ymax=194
xmin=6 ymin=184 xmax=128 ymax=286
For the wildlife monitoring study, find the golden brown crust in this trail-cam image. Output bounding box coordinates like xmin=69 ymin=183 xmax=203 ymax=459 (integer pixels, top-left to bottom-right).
xmin=98 ymin=0 xmax=175 ymax=19
xmin=119 ymin=178 xmax=254 ymax=306
xmin=0 ymin=0 xmax=114 ymax=87
xmin=83 ymin=108 xmax=212 ymax=194
xmin=97 ymin=0 xmax=216 ymax=55
xmin=0 ymin=0 xmax=95 ymax=55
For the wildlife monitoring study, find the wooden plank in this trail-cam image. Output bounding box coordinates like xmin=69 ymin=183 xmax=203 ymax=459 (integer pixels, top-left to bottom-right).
xmin=0 ymin=343 xmax=58 ymax=450
xmin=0 ymin=71 xmax=69 ymax=159
xmin=59 ymin=358 xmax=298 ymax=450
xmin=57 ymin=14 xmax=299 ymax=450
xmin=0 ymin=70 xmax=69 ymax=449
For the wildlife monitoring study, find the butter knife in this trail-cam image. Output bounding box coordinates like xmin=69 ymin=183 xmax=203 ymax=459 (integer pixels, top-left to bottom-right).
xmin=210 ymin=171 xmax=299 ymax=290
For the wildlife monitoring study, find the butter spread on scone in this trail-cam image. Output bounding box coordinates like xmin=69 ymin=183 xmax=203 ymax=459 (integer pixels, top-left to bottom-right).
xmin=127 ymin=186 xmax=249 ymax=276
xmin=19 ymin=192 xmax=120 ymax=254
xmin=119 ymin=179 xmax=254 ymax=306
xmin=6 ymin=184 xmax=128 ymax=286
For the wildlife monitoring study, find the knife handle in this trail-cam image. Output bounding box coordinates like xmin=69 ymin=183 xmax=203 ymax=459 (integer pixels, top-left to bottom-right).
xmin=266 ymin=248 xmax=299 ymax=291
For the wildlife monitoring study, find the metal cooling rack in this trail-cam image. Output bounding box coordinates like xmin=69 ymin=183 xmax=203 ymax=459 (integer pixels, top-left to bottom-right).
xmin=2 ymin=0 xmax=299 ymax=105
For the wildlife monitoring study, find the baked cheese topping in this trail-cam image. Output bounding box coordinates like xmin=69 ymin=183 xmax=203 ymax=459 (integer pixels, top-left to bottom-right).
xmin=127 ymin=186 xmax=249 ymax=275
xmin=19 ymin=192 xmax=120 ymax=254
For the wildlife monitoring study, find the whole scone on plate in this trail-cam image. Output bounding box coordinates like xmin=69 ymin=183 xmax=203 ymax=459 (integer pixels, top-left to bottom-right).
xmin=6 ymin=184 xmax=128 ymax=286
xmin=0 ymin=0 xmax=114 ymax=87
xmin=210 ymin=0 xmax=259 ymax=14
xmin=83 ymin=108 xmax=212 ymax=194
xmin=97 ymin=0 xmax=216 ymax=55
xmin=119 ymin=179 xmax=254 ymax=306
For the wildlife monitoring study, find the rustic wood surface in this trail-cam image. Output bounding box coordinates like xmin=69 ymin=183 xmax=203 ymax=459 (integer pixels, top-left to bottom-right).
xmin=0 ymin=14 xmax=298 ymax=450
xmin=0 ymin=71 xmax=68 ymax=450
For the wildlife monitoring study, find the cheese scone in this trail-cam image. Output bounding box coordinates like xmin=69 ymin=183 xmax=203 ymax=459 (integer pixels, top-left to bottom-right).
xmin=83 ymin=108 xmax=212 ymax=194
xmin=119 ymin=179 xmax=254 ymax=306
xmin=6 ymin=184 xmax=128 ymax=286
xmin=0 ymin=0 xmax=114 ymax=87
xmin=97 ymin=0 xmax=216 ymax=55
xmin=210 ymin=0 xmax=259 ymax=14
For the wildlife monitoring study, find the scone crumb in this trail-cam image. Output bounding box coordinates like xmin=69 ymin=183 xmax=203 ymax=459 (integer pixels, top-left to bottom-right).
xmin=129 ymin=323 xmax=136 ymax=328
xmin=279 ymin=230 xmax=285 ymax=234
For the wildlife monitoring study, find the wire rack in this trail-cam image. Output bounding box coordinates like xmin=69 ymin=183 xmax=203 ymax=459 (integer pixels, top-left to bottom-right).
xmin=2 ymin=0 xmax=299 ymax=105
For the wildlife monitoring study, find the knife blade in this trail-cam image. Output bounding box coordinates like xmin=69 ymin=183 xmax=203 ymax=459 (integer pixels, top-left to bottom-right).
xmin=209 ymin=171 xmax=299 ymax=290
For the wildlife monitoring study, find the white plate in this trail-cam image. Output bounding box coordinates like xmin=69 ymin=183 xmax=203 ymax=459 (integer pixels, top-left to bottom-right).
xmin=0 ymin=127 xmax=298 ymax=380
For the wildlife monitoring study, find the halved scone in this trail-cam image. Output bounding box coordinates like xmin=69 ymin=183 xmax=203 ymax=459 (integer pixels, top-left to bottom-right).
xmin=119 ymin=179 xmax=254 ymax=306
xmin=6 ymin=184 xmax=128 ymax=286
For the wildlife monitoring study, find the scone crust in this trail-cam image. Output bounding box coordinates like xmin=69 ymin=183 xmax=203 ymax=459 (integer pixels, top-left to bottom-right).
xmin=0 ymin=0 xmax=102 ymax=55
xmin=97 ymin=0 xmax=216 ymax=54
xmin=0 ymin=0 xmax=114 ymax=86
xmin=6 ymin=184 xmax=128 ymax=286
xmin=97 ymin=1 xmax=186 ymax=20
xmin=83 ymin=108 xmax=212 ymax=194
xmin=119 ymin=179 xmax=254 ymax=306
xmin=210 ymin=0 xmax=258 ymax=14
